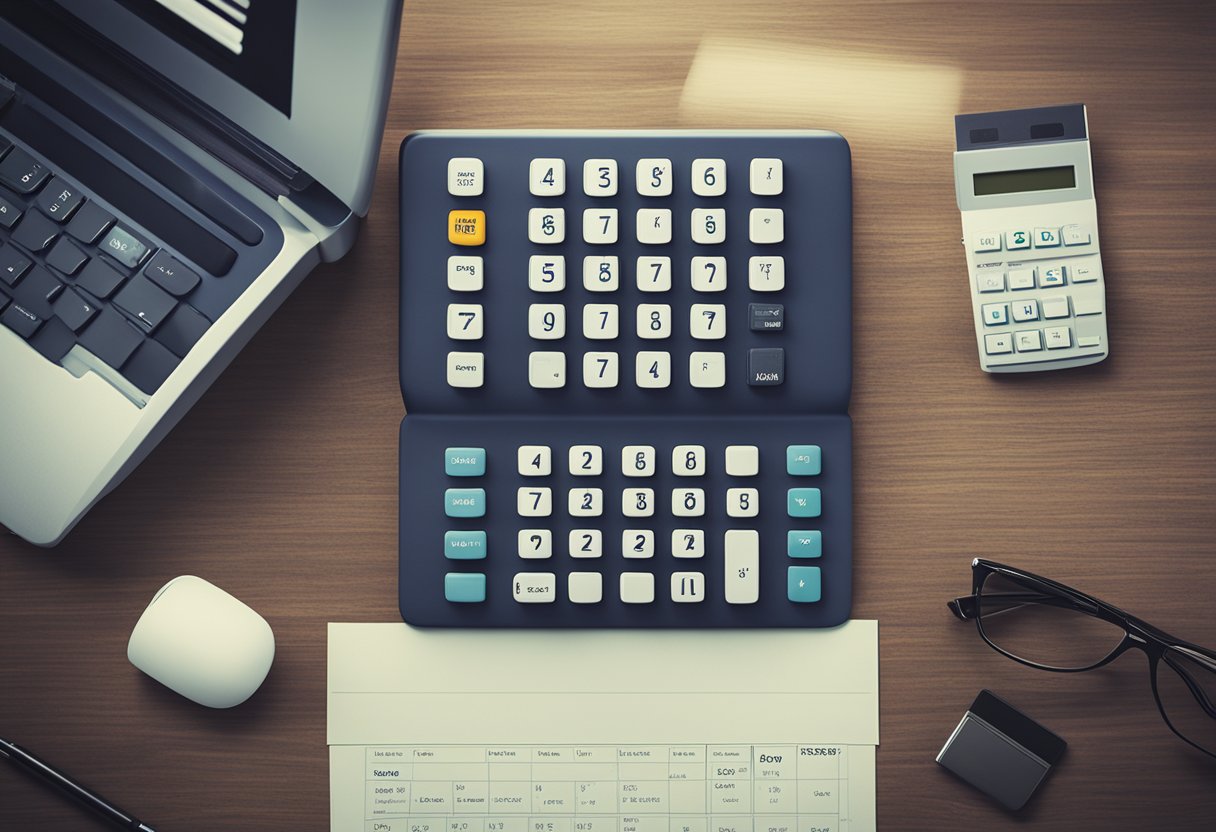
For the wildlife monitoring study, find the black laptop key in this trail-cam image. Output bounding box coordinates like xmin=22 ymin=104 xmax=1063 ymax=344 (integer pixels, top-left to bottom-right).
xmin=53 ymin=288 xmax=99 ymax=332
xmin=35 ymin=177 xmax=85 ymax=222
xmin=78 ymin=307 xmax=143 ymax=369
xmin=0 ymin=245 xmax=32 ymax=286
xmin=11 ymin=210 xmax=60 ymax=252
xmin=155 ymin=303 xmax=210 ymax=358
xmin=0 ymin=302 xmax=41 ymax=338
xmin=28 ymin=316 xmax=76 ymax=363
xmin=45 ymin=238 xmax=89 ymax=275
xmin=113 ymin=275 xmax=175 ymax=331
xmin=64 ymin=201 xmax=114 ymax=245
xmin=75 ymin=257 xmax=126 ymax=298
xmin=0 ymin=191 xmax=21 ymax=229
xmin=144 ymin=251 xmax=200 ymax=296
xmin=124 ymin=338 xmax=180 ymax=395
xmin=0 ymin=147 xmax=50 ymax=194
xmin=11 ymin=266 xmax=62 ymax=319
xmin=100 ymin=225 xmax=149 ymax=269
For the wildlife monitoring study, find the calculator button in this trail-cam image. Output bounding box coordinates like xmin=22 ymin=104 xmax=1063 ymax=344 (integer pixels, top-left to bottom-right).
xmin=691 ymin=159 xmax=727 ymax=197
xmin=635 ymin=351 xmax=671 ymax=388
xmin=1011 ymin=300 xmax=1039 ymax=323
xmin=787 ymin=488 xmax=821 ymax=518
xmin=622 ymin=446 xmax=656 ymax=477
xmin=749 ymin=256 xmax=785 ymax=292
xmin=445 ymin=488 xmax=486 ymax=518
xmin=569 ymin=445 xmax=604 ymax=475
xmin=788 ymin=566 xmax=822 ymax=603
xmin=568 ymin=572 xmax=603 ymax=604
xmin=518 ymin=529 xmax=553 ymax=559
xmin=725 ymin=445 xmax=759 ymax=477
xmin=583 ymin=208 xmax=618 ymax=244
xmin=724 ymin=530 xmax=760 ymax=604
xmin=788 ymin=530 xmax=823 ymax=559
xmin=673 ymin=529 xmax=705 ymax=559
xmin=447 ymin=256 xmax=483 ymax=291
xmin=689 ymin=352 xmax=725 ymax=388
xmin=672 ymin=488 xmax=706 ymax=517
xmin=620 ymin=572 xmax=656 ymax=604
xmin=517 ymin=487 xmax=553 ymax=517
xmin=1073 ymin=293 xmax=1103 ymax=316
xmin=636 ymin=304 xmax=672 ymax=339
xmin=583 ymin=351 xmax=619 ymax=387
xmin=747 ymin=348 xmax=784 ymax=386
xmin=1078 ymin=335 xmax=1102 ymax=348
xmin=513 ymin=572 xmax=557 ymax=603
xmin=1071 ymin=263 xmax=1099 ymax=283
xmin=636 ymin=159 xmax=673 ymax=196
xmin=448 ymin=210 xmax=486 ymax=246
xmin=690 ymin=257 xmax=727 ymax=292
xmin=672 ymin=445 xmax=707 ymax=476
xmin=976 ymin=272 xmax=1004 ymax=293
xmin=691 ymin=208 xmax=726 ymax=244
xmin=445 ymin=530 xmax=487 ymax=560
xmin=1040 ymin=266 xmax=1065 ymax=287
xmin=749 ymin=303 xmax=784 ymax=332
xmin=623 ymin=528 xmax=655 ymax=557
xmin=786 ymin=445 xmax=821 ymax=476
xmin=446 ymin=303 xmax=483 ymax=339
xmin=583 ymin=256 xmax=620 ymax=292
xmin=528 ymin=351 xmax=566 ymax=388
xmin=973 ymin=233 xmax=1001 ymax=252
xmin=568 ymin=487 xmax=604 ymax=517
xmin=528 ymin=208 xmax=565 ymax=244
xmin=1045 ymin=326 xmax=1072 ymax=349
xmin=984 ymin=333 xmax=1013 ymax=355
xmin=1007 ymin=268 xmax=1035 ymax=290
xmin=1041 ymin=297 xmax=1070 ymax=319
xmin=583 ymin=304 xmax=619 ymax=339
xmin=672 ymin=572 xmax=706 ymax=603
xmin=584 ymin=159 xmax=618 ymax=196
xmin=518 ymin=446 xmax=552 ymax=476
xmin=636 ymin=209 xmax=673 ymax=244
xmin=1005 ymin=229 xmax=1031 ymax=250
xmin=749 ymin=158 xmax=783 ymax=195
xmin=1033 ymin=227 xmax=1060 ymax=248
xmin=1063 ymin=225 xmax=1090 ymax=246
xmin=726 ymin=488 xmax=759 ymax=518
xmin=690 ymin=304 xmax=726 ymax=340
xmin=445 ymin=573 xmax=486 ymax=603
xmin=1014 ymin=330 xmax=1043 ymax=352
xmin=622 ymin=489 xmax=656 ymax=518
xmin=529 ymin=158 xmax=566 ymax=196
xmin=446 ymin=351 xmax=484 ymax=388
xmin=36 ymin=178 xmax=83 ymax=222
xmin=528 ymin=303 xmax=565 ymax=340
xmin=445 ymin=447 xmax=486 ymax=477
xmin=749 ymin=208 xmax=784 ymax=244
xmin=447 ymin=158 xmax=484 ymax=196
xmin=569 ymin=529 xmax=603 ymax=558
xmin=636 ymin=257 xmax=672 ymax=292
xmin=528 ymin=256 xmax=565 ymax=292
xmin=981 ymin=303 xmax=1009 ymax=326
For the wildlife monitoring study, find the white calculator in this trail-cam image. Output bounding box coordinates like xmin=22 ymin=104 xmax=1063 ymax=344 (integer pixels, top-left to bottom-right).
xmin=954 ymin=104 xmax=1109 ymax=372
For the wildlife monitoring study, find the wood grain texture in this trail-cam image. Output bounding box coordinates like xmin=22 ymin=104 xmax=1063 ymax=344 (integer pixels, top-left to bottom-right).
xmin=2 ymin=1 xmax=1215 ymax=828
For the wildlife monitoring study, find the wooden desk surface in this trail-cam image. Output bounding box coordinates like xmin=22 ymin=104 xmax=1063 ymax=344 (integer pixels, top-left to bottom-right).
xmin=3 ymin=1 xmax=1214 ymax=828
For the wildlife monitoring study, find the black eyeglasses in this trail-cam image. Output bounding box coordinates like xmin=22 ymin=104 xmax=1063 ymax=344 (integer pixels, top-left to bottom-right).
xmin=949 ymin=558 xmax=1216 ymax=759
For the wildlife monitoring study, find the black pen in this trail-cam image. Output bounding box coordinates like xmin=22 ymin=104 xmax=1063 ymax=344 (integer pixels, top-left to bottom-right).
xmin=0 ymin=737 xmax=156 ymax=831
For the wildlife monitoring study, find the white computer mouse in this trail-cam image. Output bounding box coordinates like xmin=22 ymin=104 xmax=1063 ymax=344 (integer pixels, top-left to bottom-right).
xmin=127 ymin=576 xmax=275 ymax=709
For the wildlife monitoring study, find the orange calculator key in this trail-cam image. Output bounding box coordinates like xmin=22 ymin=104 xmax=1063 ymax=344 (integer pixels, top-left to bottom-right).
xmin=448 ymin=210 xmax=486 ymax=246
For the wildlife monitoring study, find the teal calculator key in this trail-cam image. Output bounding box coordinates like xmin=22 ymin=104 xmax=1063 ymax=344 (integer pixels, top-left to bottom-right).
xmin=445 ymin=530 xmax=487 ymax=559
xmin=787 ymin=530 xmax=822 ymax=558
xmin=445 ymin=447 xmax=486 ymax=477
xmin=445 ymin=572 xmax=486 ymax=603
xmin=786 ymin=444 xmax=822 ymax=476
xmin=445 ymin=488 xmax=486 ymax=518
xmin=787 ymin=488 xmax=821 ymax=517
xmin=787 ymin=566 xmax=822 ymax=602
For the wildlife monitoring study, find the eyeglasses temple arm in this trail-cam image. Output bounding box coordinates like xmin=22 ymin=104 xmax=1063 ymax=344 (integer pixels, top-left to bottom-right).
xmin=948 ymin=595 xmax=978 ymax=620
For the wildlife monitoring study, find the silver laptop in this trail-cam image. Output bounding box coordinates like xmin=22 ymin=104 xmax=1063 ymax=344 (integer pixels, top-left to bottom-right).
xmin=0 ymin=0 xmax=402 ymax=544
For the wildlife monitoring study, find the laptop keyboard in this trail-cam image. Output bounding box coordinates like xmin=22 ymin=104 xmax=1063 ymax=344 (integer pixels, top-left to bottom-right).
xmin=0 ymin=137 xmax=213 ymax=397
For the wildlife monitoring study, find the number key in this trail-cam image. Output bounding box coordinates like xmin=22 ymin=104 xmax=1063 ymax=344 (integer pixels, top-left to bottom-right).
xmin=691 ymin=158 xmax=726 ymax=197
xmin=529 ymin=158 xmax=565 ymax=196
xmin=583 ymin=256 xmax=620 ymax=292
xmin=673 ymin=445 xmax=706 ymax=476
xmin=690 ymin=304 xmax=726 ymax=340
xmin=528 ymin=208 xmax=565 ymax=244
xmin=726 ymin=487 xmax=759 ymax=518
xmin=636 ymin=158 xmax=673 ymax=196
xmin=569 ymin=445 xmax=603 ymax=475
xmin=623 ymin=529 xmax=655 ymax=558
xmin=528 ymin=255 xmax=565 ymax=292
xmin=582 ymin=351 xmax=619 ymax=388
xmin=691 ymin=208 xmax=726 ymax=244
xmin=621 ymin=445 xmax=656 ymax=477
xmin=517 ymin=486 xmax=553 ymax=517
xmin=446 ymin=303 xmax=483 ymax=340
xmin=690 ymin=256 xmax=727 ymax=292
xmin=568 ymin=487 xmax=604 ymax=517
xmin=518 ymin=445 xmax=552 ymax=476
xmin=583 ymin=303 xmax=619 ymax=339
xmin=582 ymin=208 xmax=618 ymax=244
xmin=672 ymin=529 xmax=705 ymax=559
xmin=672 ymin=487 xmax=706 ymax=517
xmin=569 ymin=529 xmax=603 ymax=558
xmin=635 ymin=351 xmax=671 ymax=388
xmin=622 ymin=488 xmax=655 ymax=518
xmin=528 ymin=303 xmax=565 ymax=340
xmin=636 ymin=304 xmax=671 ymax=339
xmin=584 ymin=159 xmax=618 ymax=196
xmin=518 ymin=529 xmax=553 ymax=559
xmin=636 ymin=256 xmax=671 ymax=292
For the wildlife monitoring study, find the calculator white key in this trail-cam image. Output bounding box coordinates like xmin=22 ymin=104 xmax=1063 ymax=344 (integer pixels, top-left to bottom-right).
xmin=691 ymin=158 xmax=726 ymax=196
xmin=583 ymin=159 xmax=618 ymax=196
xmin=672 ymin=487 xmax=706 ymax=517
xmin=636 ymin=257 xmax=671 ymax=292
xmin=583 ymin=304 xmax=619 ymax=339
xmin=636 ymin=304 xmax=672 ymax=339
xmin=748 ymin=256 xmax=784 ymax=291
xmin=528 ymin=303 xmax=565 ymax=339
xmin=635 ymin=351 xmax=671 ymax=388
xmin=689 ymin=351 xmax=726 ymax=388
xmin=621 ymin=445 xmax=656 ymax=477
xmin=636 ymin=209 xmax=672 ymax=244
xmin=582 ymin=352 xmax=619 ymax=388
xmin=569 ymin=445 xmax=603 ymax=476
xmin=622 ymin=488 xmax=655 ymax=518
xmin=446 ymin=304 xmax=483 ymax=340
xmin=567 ymin=572 xmax=603 ymax=604
xmin=623 ymin=529 xmax=655 ymax=558
xmin=689 ymin=304 xmax=726 ymax=340
xmin=1011 ymin=300 xmax=1038 ymax=323
xmin=528 ymin=255 xmax=565 ymax=292
xmin=636 ymin=159 xmax=673 ymax=196
xmin=672 ymin=528 xmax=705 ymax=559
xmin=619 ymin=572 xmax=655 ymax=604
xmin=1041 ymin=296 xmax=1070 ymax=319
xmin=446 ymin=351 xmax=484 ymax=388
xmin=749 ymin=208 xmax=784 ymax=244
xmin=691 ymin=208 xmax=726 ymax=244
xmin=518 ymin=445 xmax=552 ymax=476
xmin=518 ymin=529 xmax=553 ymax=559
xmin=726 ymin=487 xmax=759 ymax=518
xmin=672 ymin=445 xmax=706 ymax=476
xmin=568 ymin=487 xmax=604 ymax=517
xmin=1007 ymin=268 xmax=1035 ymax=290
xmin=528 ymin=351 xmax=566 ymax=388
xmin=724 ymin=445 xmax=759 ymax=477
xmin=517 ymin=486 xmax=552 ymax=517
xmin=447 ymin=256 xmax=483 ymax=291
xmin=1005 ymin=228 xmax=1031 ymax=250
xmin=671 ymin=572 xmax=706 ymax=603
xmin=513 ymin=572 xmax=556 ymax=603
xmin=569 ymin=529 xmax=602 ymax=558
xmin=750 ymin=158 xmax=783 ymax=195
xmin=529 ymin=158 xmax=565 ymax=196
xmin=724 ymin=530 xmax=760 ymax=604
xmin=690 ymin=256 xmax=727 ymax=292
xmin=528 ymin=208 xmax=565 ymax=244
xmin=583 ymin=208 xmax=618 ymax=244
xmin=583 ymin=257 xmax=620 ymax=292
xmin=1044 ymin=326 xmax=1072 ymax=349
xmin=447 ymin=157 xmax=483 ymax=196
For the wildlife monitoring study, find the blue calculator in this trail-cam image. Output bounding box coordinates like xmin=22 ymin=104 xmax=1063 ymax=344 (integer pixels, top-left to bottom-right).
xmin=398 ymin=131 xmax=853 ymax=628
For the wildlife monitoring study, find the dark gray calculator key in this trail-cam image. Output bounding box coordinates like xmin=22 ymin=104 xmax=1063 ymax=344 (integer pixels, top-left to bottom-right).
xmin=44 ymin=237 xmax=89 ymax=275
xmin=113 ymin=275 xmax=175 ymax=330
xmin=78 ymin=307 xmax=144 ymax=369
xmin=28 ymin=316 xmax=76 ymax=362
xmin=36 ymin=178 xmax=84 ymax=222
xmin=11 ymin=265 xmax=62 ymax=319
xmin=52 ymin=288 xmax=99 ymax=332
xmin=0 ymin=246 xmax=32 ymax=286
xmin=144 ymin=251 xmax=200 ymax=296
xmin=0 ymin=302 xmax=42 ymax=338
xmin=100 ymin=225 xmax=150 ymax=269
xmin=11 ymin=211 xmax=60 ymax=252
xmin=0 ymin=191 xmax=21 ymax=228
xmin=0 ymin=147 xmax=49 ymax=194
xmin=64 ymin=201 xmax=114 ymax=245
xmin=749 ymin=302 xmax=785 ymax=332
xmin=75 ymin=257 xmax=127 ymax=298
xmin=747 ymin=347 xmax=785 ymax=386
xmin=154 ymin=303 xmax=209 ymax=358
xmin=123 ymin=338 xmax=180 ymax=394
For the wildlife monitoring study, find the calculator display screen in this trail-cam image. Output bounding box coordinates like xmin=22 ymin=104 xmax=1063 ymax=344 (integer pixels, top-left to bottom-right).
xmin=973 ymin=166 xmax=1076 ymax=196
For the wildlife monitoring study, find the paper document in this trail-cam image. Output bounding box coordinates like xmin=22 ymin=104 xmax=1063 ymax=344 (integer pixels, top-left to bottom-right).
xmin=328 ymin=622 xmax=879 ymax=832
